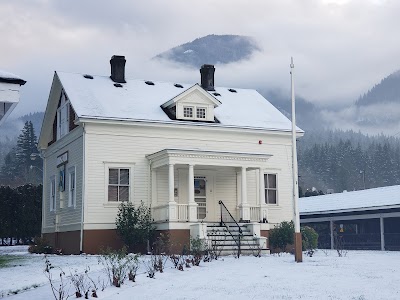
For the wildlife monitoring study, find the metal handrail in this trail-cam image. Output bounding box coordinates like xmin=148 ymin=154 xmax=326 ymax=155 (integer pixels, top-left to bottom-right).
xmin=218 ymin=200 xmax=242 ymax=257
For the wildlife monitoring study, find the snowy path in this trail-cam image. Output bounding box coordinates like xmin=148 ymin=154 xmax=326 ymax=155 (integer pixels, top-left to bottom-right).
xmin=1 ymin=246 xmax=399 ymax=300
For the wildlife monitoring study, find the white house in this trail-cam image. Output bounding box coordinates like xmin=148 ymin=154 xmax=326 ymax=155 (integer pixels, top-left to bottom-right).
xmin=38 ymin=55 xmax=303 ymax=254
xmin=0 ymin=70 xmax=26 ymax=126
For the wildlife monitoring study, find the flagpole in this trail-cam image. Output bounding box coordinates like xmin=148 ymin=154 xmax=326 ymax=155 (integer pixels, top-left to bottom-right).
xmin=290 ymin=57 xmax=302 ymax=263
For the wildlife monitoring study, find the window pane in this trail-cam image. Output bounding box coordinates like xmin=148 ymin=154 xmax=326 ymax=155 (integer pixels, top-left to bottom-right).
xmin=71 ymin=172 xmax=75 ymax=189
xmin=264 ymin=174 xmax=268 ymax=188
xmin=267 ymin=190 xmax=277 ymax=204
xmin=108 ymin=186 xmax=118 ymax=201
xmin=268 ymin=174 xmax=276 ymax=188
xmin=197 ymin=107 xmax=206 ymax=119
xmin=184 ymin=106 xmax=193 ymax=118
xmin=120 ymin=169 xmax=129 ymax=185
xmin=109 ymin=169 xmax=118 ymax=184
xmin=119 ymin=186 xmax=129 ymax=202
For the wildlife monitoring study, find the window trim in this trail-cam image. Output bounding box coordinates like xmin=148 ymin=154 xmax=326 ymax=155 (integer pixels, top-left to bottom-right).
xmin=264 ymin=173 xmax=278 ymax=205
xmin=50 ymin=176 xmax=56 ymax=212
xmin=104 ymin=163 xmax=134 ymax=205
xmin=196 ymin=107 xmax=207 ymax=119
xmin=182 ymin=105 xmax=208 ymax=120
xmin=68 ymin=166 xmax=76 ymax=208
xmin=57 ymin=93 xmax=70 ymax=140
xmin=183 ymin=106 xmax=194 ymax=118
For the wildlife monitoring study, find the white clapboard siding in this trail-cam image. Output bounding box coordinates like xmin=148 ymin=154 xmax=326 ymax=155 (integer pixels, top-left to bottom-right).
xmin=42 ymin=127 xmax=84 ymax=233
xmin=83 ymin=122 xmax=296 ymax=227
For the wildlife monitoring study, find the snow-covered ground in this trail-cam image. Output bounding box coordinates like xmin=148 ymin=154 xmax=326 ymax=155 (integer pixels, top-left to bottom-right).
xmin=1 ymin=246 xmax=399 ymax=300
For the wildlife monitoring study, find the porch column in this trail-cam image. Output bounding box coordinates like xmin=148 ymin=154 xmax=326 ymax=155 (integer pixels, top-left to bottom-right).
xmin=151 ymin=169 xmax=157 ymax=207
xmin=188 ymin=164 xmax=198 ymax=222
xmin=239 ymin=166 xmax=250 ymax=221
xmin=259 ymin=168 xmax=267 ymax=222
xmin=168 ymin=164 xmax=177 ymax=221
xmin=330 ymin=220 xmax=334 ymax=250
xmin=380 ymin=216 xmax=385 ymax=251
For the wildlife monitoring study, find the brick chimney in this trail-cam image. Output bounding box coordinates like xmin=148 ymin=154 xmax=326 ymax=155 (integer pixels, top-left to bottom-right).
xmin=110 ymin=55 xmax=126 ymax=83
xmin=200 ymin=64 xmax=215 ymax=91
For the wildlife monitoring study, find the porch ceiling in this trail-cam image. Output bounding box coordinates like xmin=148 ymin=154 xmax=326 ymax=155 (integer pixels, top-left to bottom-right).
xmin=146 ymin=148 xmax=272 ymax=169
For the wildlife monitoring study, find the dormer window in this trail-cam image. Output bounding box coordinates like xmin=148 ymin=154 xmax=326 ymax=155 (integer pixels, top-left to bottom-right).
xmin=183 ymin=106 xmax=193 ymax=118
xmin=196 ymin=107 xmax=206 ymax=119
xmin=160 ymin=85 xmax=221 ymax=123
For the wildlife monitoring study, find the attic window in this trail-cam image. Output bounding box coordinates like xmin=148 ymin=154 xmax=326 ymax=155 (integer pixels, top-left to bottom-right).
xmin=83 ymin=74 xmax=93 ymax=79
xmin=145 ymin=81 xmax=155 ymax=86
xmin=228 ymin=88 xmax=237 ymax=93
xmin=183 ymin=106 xmax=193 ymax=118
xmin=174 ymin=83 xmax=183 ymax=88
xmin=114 ymin=83 xmax=123 ymax=88
xmin=213 ymin=92 xmax=221 ymax=96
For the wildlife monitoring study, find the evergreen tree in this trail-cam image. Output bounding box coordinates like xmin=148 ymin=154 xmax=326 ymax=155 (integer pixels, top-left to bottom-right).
xmin=0 ymin=121 xmax=42 ymax=186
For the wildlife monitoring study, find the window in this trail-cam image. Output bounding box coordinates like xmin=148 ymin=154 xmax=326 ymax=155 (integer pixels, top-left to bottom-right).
xmin=183 ymin=106 xmax=193 ymax=118
xmin=196 ymin=107 xmax=206 ymax=119
xmin=50 ymin=176 xmax=56 ymax=211
xmin=68 ymin=167 xmax=76 ymax=208
xmin=264 ymin=174 xmax=277 ymax=204
xmin=57 ymin=93 xmax=69 ymax=140
xmin=108 ymin=168 xmax=130 ymax=202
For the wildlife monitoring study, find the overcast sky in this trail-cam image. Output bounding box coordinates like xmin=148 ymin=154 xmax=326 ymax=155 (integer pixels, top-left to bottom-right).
xmin=2 ymin=0 xmax=400 ymax=117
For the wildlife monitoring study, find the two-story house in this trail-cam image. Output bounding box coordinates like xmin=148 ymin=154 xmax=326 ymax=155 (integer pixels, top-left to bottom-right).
xmin=38 ymin=55 xmax=303 ymax=254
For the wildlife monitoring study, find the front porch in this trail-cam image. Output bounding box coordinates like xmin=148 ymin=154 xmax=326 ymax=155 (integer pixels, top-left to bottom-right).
xmin=146 ymin=149 xmax=273 ymax=224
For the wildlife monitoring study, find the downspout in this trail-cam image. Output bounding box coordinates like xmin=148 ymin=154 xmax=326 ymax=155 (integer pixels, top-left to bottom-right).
xmin=80 ymin=123 xmax=86 ymax=253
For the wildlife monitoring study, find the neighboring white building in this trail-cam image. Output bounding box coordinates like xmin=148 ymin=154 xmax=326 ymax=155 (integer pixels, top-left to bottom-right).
xmin=0 ymin=70 xmax=26 ymax=125
xmin=300 ymin=185 xmax=400 ymax=251
xmin=38 ymin=55 xmax=303 ymax=254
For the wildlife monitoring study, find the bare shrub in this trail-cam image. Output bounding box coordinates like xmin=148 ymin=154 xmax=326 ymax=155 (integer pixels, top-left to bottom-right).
xmin=127 ymin=254 xmax=140 ymax=282
xmin=98 ymin=247 xmax=133 ymax=287
xmin=44 ymin=256 xmax=71 ymax=300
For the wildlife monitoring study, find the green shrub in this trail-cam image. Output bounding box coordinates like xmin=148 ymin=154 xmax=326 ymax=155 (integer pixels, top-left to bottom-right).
xmin=115 ymin=201 xmax=155 ymax=251
xmin=28 ymin=236 xmax=53 ymax=254
xmin=301 ymin=226 xmax=318 ymax=254
xmin=269 ymin=221 xmax=294 ymax=252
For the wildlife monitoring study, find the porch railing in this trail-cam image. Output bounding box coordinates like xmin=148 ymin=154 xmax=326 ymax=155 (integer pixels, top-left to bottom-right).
xmin=219 ymin=200 xmax=243 ymax=257
xmin=177 ymin=204 xmax=188 ymax=221
xmin=152 ymin=204 xmax=169 ymax=222
xmin=152 ymin=203 xmax=189 ymax=222
xmin=249 ymin=206 xmax=260 ymax=222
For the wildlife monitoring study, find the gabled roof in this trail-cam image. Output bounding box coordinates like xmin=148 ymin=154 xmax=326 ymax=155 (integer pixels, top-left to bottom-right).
xmin=53 ymin=71 xmax=302 ymax=132
xmin=161 ymin=84 xmax=222 ymax=108
xmin=300 ymin=185 xmax=400 ymax=215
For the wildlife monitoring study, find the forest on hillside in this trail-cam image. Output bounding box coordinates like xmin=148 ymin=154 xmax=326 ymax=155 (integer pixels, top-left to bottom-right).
xmin=298 ymin=129 xmax=400 ymax=193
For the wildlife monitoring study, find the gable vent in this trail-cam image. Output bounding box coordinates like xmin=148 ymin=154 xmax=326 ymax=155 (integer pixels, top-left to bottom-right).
xmin=228 ymin=88 xmax=237 ymax=93
xmin=213 ymin=92 xmax=221 ymax=96
xmin=174 ymin=83 xmax=183 ymax=88
xmin=114 ymin=83 xmax=123 ymax=88
xmin=83 ymin=74 xmax=93 ymax=79
xmin=145 ymin=81 xmax=155 ymax=86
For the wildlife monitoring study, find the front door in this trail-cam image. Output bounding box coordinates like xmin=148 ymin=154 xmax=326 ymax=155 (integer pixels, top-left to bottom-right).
xmin=194 ymin=177 xmax=207 ymax=220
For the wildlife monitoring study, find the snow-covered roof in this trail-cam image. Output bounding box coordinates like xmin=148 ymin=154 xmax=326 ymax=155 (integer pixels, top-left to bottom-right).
xmin=56 ymin=72 xmax=302 ymax=132
xmin=300 ymin=185 xmax=400 ymax=215
xmin=0 ymin=70 xmax=26 ymax=85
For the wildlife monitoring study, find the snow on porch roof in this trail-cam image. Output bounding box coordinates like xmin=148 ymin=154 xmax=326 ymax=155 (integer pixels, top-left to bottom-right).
xmin=0 ymin=70 xmax=26 ymax=85
xmin=299 ymin=185 xmax=400 ymax=215
xmin=56 ymin=71 xmax=303 ymax=132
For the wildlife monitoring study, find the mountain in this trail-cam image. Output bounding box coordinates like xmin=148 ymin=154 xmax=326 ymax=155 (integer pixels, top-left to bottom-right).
xmin=154 ymin=34 xmax=260 ymax=68
xmin=356 ymin=70 xmax=400 ymax=107
xmin=260 ymin=89 xmax=327 ymax=131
